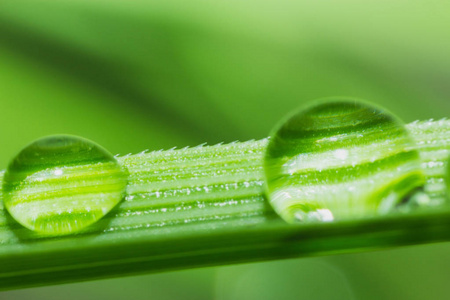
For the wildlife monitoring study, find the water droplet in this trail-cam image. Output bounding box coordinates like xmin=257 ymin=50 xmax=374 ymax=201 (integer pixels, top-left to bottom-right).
xmin=2 ymin=135 xmax=128 ymax=234
xmin=264 ymin=99 xmax=425 ymax=223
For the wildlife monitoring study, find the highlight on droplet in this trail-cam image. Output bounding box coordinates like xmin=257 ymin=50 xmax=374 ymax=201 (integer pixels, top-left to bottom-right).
xmin=2 ymin=135 xmax=128 ymax=235
xmin=264 ymin=98 xmax=426 ymax=223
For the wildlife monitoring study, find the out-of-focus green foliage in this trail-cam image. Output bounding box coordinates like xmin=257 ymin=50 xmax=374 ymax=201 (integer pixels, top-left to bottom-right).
xmin=0 ymin=0 xmax=449 ymax=299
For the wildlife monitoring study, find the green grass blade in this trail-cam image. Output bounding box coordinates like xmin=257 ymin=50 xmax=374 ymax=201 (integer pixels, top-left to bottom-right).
xmin=0 ymin=119 xmax=448 ymax=290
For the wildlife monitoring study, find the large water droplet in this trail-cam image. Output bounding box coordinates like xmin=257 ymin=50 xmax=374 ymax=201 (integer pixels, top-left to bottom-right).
xmin=2 ymin=135 xmax=128 ymax=235
xmin=264 ymin=99 xmax=425 ymax=223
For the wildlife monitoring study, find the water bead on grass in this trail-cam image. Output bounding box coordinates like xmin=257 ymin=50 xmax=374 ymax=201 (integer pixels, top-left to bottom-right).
xmin=2 ymin=135 xmax=128 ymax=235
xmin=264 ymin=99 xmax=426 ymax=223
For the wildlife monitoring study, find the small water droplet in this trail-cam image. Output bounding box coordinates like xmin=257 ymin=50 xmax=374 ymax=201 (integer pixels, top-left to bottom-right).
xmin=2 ymin=135 xmax=128 ymax=235
xmin=264 ymin=98 xmax=425 ymax=223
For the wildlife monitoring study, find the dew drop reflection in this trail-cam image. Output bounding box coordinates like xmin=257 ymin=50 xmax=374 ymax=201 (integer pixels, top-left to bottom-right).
xmin=264 ymin=99 xmax=425 ymax=223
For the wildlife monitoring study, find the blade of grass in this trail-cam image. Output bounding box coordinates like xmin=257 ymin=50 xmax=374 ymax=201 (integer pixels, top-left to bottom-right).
xmin=0 ymin=119 xmax=449 ymax=290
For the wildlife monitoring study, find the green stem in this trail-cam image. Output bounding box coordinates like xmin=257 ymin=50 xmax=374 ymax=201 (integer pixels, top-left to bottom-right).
xmin=0 ymin=120 xmax=449 ymax=290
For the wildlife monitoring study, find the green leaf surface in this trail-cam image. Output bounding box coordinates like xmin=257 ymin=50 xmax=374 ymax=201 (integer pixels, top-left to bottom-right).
xmin=0 ymin=0 xmax=449 ymax=298
xmin=0 ymin=120 xmax=448 ymax=290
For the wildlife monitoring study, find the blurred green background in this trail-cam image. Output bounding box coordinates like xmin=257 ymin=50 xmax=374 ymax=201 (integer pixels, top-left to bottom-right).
xmin=0 ymin=0 xmax=449 ymax=299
